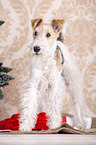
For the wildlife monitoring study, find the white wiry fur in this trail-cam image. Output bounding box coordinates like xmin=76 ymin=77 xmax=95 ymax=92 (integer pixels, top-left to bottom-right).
xmin=19 ymin=20 xmax=87 ymax=131
xmin=57 ymin=41 xmax=87 ymax=129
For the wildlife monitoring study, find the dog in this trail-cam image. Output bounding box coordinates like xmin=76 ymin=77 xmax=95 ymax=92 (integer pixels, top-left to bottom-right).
xmin=19 ymin=18 xmax=86 ymax=131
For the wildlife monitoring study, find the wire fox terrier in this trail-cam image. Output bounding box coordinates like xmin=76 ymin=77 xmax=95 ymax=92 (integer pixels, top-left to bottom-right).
xmin=19 ymin=18 xmax=86 ymax=131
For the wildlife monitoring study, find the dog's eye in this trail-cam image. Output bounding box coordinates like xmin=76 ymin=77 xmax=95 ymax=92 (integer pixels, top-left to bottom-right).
xmin=46 ymin=33 xmax=51 ymax=38
xmin=34 ymin=31 xmax=38 ymax=36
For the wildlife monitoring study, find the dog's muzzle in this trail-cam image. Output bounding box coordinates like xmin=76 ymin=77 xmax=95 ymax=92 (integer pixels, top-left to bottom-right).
xmin=33 ymin=46 xmax=40 ymax=54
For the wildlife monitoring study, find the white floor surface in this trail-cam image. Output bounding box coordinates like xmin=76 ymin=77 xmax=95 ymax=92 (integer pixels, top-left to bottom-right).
xmin=0 ymin=134 xmax=96 ymax=145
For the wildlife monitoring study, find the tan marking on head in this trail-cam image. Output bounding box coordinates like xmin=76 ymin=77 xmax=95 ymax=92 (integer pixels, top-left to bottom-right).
xmin=31 ymin=19 xmax=65 ymax=45
xmin=51 ymin=19 xmax=65 ymax=32
xmin=32 ymin=23 xmax=59 ymax=46
xmin=31 ymin=18 xmax=64 ymax=65
xmin=43 ymin=24 xmax=58 ymax=46
xmin=31 ymin=18 xmax=43 ymax=29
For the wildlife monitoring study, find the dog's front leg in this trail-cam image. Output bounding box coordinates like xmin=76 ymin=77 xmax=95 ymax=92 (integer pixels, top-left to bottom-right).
xmin=47 ymin=77 xmax=63 ymax=129
xmin=19 ymin=81 xmax=38 ymax=132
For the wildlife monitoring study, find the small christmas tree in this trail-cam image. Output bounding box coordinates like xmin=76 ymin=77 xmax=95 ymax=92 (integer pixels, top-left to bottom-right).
xmin=0 ymin=62 xmax=14 ymax=100
xmin=0 ymin=20 xmax=14 ymax=100
xmin=0 ymin=20 xmax=5 ymax=26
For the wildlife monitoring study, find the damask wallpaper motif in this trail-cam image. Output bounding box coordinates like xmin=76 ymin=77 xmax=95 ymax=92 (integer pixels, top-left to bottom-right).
xmin=0 ymin=0 xmax=96 ymax=120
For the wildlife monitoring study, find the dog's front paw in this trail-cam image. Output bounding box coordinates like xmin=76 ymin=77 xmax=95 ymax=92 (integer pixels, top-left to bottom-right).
xmin=74 ymin=117 xmax=88 ymax=130
xmin=19 ymin=123 xmax=32 ymax=132
xmin=48 ymin=120 xmax=61 ymax=130
xmin=76 ymin=117 xmax=92 ymax=130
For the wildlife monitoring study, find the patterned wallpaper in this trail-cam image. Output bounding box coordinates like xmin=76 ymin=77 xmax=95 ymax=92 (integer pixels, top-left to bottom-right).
xmin=0 ymin=0 xmax=96 ymax=120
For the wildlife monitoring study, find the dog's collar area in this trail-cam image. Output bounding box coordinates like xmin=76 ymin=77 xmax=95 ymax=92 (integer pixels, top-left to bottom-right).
xmin=56 ymin=45 xmax=64 ymax=65
xmin=57 ymin=32 xmax=63 ymax=42
xmin=33 ymin=46 xmax=64 ymax=64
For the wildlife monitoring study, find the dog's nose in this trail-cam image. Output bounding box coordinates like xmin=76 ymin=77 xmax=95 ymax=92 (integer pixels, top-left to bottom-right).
xmin=34 ymin=46 xmax=40 ymax=53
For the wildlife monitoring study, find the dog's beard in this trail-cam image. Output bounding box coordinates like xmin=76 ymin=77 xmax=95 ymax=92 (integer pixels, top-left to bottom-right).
xmin=30 ymin=55 xmax=39 ymax=69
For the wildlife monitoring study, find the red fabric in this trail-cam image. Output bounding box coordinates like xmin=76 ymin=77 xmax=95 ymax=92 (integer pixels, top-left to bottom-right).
xmin=0 ymin=114 xmax=19 ymax=131
xmin=33 ymin=112 xmax=49 ymax=130
xmin=0 ymin=112 xmax=66 ymax=131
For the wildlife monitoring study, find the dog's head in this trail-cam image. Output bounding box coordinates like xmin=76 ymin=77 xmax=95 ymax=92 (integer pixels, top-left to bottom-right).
xmin=31 ymin=18 xmax=64 ymax=58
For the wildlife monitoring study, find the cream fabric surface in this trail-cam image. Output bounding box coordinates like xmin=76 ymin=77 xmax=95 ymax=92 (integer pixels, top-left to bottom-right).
xmin=0 ymin=0 xmax=96 ymax=120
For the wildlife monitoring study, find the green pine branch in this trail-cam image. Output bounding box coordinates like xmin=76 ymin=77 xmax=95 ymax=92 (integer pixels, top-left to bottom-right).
xmin=0 ymin=20 xmax=5 ymax=26
xmin=0 ymin=89 xmax=4 ymax=100
xmin=0 ymin=62 xmax=14 ymax=100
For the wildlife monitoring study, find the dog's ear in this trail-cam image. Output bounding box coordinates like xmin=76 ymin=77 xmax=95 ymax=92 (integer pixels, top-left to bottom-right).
xmin=31 ymin=18 xmax=43 ymax=29
xmin=51 ymin=19 xmax=65 ymax=32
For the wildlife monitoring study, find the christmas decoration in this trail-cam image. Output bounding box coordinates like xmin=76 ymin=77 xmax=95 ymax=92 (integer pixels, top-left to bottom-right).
xmin=0 ymin=20 xmax=14 ymax=100
xmin=0 ymin=62 xmax=14 ymax=100
xmin=0 ymin=20 xmax=5 ymax=26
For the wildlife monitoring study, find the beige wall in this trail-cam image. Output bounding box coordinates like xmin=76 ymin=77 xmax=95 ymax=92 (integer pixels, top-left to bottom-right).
xmin=0 ymin=0 xmax=96 ymax=120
